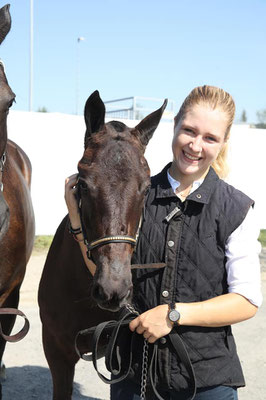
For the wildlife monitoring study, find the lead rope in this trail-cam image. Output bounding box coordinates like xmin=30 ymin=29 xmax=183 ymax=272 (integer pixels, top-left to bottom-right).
xmin=125 ymin=304 xmax=149 ymax=400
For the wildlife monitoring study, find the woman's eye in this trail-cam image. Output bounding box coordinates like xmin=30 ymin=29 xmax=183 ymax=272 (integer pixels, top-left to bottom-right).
xmin=184 ymin=128 xmax=194 ymax=134
xmin=206 ymin=136 xmax=217 ymax=142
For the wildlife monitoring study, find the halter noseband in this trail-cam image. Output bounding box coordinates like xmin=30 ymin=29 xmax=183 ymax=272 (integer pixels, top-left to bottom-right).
xmin=86 ymin=235 xmax=137 ymax=259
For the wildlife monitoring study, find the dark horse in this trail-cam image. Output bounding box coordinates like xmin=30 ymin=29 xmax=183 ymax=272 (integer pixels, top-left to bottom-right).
xmin=38 ymin=90 xmax=167 ymax=399
xmin=0 ymin=4 xmax=35 ymax=397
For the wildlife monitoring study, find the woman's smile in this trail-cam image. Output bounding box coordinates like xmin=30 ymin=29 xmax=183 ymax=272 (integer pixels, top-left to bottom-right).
xmin=182 ymin=150 xmax=202 ymax=162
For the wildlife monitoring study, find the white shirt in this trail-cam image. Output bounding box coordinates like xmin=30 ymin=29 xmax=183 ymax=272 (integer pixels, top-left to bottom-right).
xmin=167 ymin=171 xmax=263 ymax=307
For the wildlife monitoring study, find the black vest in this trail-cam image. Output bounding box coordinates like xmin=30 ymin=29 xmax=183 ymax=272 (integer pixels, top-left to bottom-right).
xmin=131 ymin=164 xmax=254 ymax=391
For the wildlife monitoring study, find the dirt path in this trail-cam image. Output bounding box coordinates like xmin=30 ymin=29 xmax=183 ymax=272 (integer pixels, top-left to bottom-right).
xmin=1 ymin=250 xmax=266 ymax=399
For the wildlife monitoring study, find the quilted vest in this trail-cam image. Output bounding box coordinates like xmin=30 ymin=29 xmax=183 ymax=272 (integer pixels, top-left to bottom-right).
xmin=131 ymin=163 xmax=254 ymax=392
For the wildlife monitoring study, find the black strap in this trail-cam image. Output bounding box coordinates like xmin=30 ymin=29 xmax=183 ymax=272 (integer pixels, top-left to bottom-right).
xmin=75 ymin=311 xmax=197 ymax=400
xmin=75 ymin=311 xmax=138 ymax=384
xmin=0 ymin=308 xmax=30 ymax=342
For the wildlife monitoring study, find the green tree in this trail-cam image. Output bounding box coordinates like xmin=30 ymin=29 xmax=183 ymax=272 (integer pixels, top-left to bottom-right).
xmin=37 ymin=106 xmax=48 ymax=113
xmin=255 ymin=109 xmax=266 ymax=129
xmin=240 ymin=109 xmax=247 ymax=123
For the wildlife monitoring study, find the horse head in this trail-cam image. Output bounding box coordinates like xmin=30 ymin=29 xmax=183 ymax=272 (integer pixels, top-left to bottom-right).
xmin=77 ymin=90 xmax=167 ymax=311
xmin=0 ymin=4 xmax=16 ymax=240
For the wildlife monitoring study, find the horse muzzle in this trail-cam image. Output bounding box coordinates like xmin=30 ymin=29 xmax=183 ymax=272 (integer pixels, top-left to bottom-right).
xmin=92 ymin=264 xmax=133 ymax=312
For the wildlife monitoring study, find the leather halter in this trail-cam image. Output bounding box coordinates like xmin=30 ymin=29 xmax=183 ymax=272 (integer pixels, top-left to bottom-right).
xmin=76 ymin=180 xmax=140 ymax=260
xmin=0 ymin=152 xmax=6 ymax=172
xmin=0 ymin=152 xmax=6 ymax=192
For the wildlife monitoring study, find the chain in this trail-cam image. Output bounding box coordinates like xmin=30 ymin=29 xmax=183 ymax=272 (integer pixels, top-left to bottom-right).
xmin=140 ymin=338 xmax=149 ymax=399
xmin=125 ymin=303 xmax=139 ymax=315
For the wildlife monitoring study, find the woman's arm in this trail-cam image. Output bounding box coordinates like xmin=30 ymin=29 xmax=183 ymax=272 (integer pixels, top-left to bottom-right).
xmin=130 ymin=208 xmax=261 ymax=343
xmin=65 ymin=174 xmax=96 ymax=276
xmin=129 ymin=293 xmax=257 ymax=344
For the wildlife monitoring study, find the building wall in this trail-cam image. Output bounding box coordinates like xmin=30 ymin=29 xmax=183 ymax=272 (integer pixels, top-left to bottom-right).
xmin=7 ymin=111 xmax=266 ymax=234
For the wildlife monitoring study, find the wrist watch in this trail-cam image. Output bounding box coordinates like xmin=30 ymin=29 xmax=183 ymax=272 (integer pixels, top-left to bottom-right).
xmin=168 ymin=302 xmax=180 ymax=326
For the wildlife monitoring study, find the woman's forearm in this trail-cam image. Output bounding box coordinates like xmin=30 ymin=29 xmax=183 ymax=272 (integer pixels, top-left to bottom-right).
xmin=65 ymin=175 xmax=96 ymax=276
xmin=177 ymin=293 xmax=257 ymax=327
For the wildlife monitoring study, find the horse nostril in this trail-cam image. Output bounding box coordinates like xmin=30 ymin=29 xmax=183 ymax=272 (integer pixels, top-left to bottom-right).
xmin=92 ymin=283 xmax=107 ymax=303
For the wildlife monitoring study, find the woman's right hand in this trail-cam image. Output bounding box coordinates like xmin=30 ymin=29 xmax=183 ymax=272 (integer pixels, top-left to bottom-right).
xmin=65 ymin=174 xmax=81 ymax=227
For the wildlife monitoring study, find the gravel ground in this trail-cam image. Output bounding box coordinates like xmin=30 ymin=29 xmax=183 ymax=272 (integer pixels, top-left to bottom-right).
xmin=1 ymin=249 xmax=266 ymax=400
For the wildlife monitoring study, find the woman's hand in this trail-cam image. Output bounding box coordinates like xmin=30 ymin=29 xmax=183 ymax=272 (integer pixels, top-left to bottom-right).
xmin=129 ymin=304 xmax=172 ymax=343
xmin=65 ymin=174 xmax=81 ymax=228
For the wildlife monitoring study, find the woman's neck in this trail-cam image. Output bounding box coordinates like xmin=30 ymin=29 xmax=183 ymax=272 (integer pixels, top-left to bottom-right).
xmin=169 ymin=162 xmax=209 ymax=189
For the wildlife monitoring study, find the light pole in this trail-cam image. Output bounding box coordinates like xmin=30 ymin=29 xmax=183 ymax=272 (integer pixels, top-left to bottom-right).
xmin=76 ymin=37 xmax=85 ymax=115
xmin=29 ymin=0 xmax=33 ymax=111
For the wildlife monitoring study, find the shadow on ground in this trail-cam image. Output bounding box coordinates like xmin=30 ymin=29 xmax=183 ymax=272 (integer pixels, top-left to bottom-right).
xmin=1 ymin=365 xmax=103 ymax=400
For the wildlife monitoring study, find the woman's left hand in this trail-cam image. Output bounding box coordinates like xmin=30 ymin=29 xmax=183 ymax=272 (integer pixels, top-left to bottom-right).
xmin=129 ymin=304 xmax=173 ymax=343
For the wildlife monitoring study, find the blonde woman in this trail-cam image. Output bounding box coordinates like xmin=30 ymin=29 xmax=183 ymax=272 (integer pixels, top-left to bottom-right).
xmin=65 ymin=85 xmax=262 ymax=400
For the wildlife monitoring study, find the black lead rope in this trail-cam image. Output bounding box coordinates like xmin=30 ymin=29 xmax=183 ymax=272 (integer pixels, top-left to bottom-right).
xmin=75 ymin=310 xmax=197 ymax=400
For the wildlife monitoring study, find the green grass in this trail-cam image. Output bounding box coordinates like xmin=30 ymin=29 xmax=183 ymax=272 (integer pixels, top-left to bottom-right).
xmin=34 ymin=235 xmax=53 ymax=252
xmin=259 ymin=230 xmax=266 ymax=248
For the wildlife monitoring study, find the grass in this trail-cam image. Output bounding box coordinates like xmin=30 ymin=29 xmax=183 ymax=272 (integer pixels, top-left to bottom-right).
xmin=33 ymin=235 xmax=54 ymax=252
xmin=259 ymin=230 xmax=266 ymax=248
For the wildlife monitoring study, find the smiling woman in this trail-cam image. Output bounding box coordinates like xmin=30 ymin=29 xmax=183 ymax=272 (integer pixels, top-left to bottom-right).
xmin=105 ymin=85 xmax=262 ymax=400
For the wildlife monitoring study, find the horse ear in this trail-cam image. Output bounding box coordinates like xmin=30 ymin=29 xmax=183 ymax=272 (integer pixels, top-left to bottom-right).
xmin=0 ymin=5 xmax=11 ymax=45
xmin=134 ymin=99 xmax=168 ymax=147
xmin=84 ymin=90 xmax=106 ymax=145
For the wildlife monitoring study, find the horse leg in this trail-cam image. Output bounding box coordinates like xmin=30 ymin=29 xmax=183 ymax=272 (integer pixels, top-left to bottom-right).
xmin=42 ymin=326 xmax=77 ymax=400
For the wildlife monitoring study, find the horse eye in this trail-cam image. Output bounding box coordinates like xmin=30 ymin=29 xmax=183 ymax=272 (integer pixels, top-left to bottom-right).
xmin=8 ymin=99 xmax=15 ymax=109
xmin=78 ymin=179 xmax=88 ymax=191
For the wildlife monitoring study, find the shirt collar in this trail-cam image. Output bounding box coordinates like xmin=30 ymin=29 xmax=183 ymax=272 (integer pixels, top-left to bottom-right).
xmin=167 ymin=169 xmax=202 ymax=196
xmin=155 ymin=163 xmax=219 ymax=204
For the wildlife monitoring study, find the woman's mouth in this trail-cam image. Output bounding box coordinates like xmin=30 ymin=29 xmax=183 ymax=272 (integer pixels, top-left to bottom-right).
xmin=183 ymin=151 xmax=202 ymax=162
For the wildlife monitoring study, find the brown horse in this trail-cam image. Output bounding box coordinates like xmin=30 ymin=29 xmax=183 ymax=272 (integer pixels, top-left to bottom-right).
xmin=0 ymin=4 xmax=35 ymax=397
xmin=38 ymin=90 xmax=167 ymax=399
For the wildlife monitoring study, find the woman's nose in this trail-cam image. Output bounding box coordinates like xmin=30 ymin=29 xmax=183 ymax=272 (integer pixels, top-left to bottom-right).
xmin=189 ymin=137 xmax=202 ymax=152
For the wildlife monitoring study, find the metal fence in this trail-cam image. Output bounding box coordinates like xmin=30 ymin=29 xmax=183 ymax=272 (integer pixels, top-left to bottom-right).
xmin=104 ymin=96 xmax=176 ymax=121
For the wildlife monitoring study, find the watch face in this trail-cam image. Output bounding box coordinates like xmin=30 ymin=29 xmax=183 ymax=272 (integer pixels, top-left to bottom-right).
xmin=168 ymin=309 xmax=180 ymax=323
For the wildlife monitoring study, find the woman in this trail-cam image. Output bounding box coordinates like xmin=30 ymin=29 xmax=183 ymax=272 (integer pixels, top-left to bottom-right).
xmin=65 ymin=85 xmax=262 ymax=400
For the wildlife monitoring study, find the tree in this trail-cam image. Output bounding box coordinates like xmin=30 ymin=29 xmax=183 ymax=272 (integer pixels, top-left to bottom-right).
xmin=255 ymin=109 xmax=266 ymax=129
xmin=240 ymin=109 xmax=247 ymax=123
xmin=37 ymin=106 xmax=48 ymax=112
xmin=256 ymin=109 xmax=266 ymax=124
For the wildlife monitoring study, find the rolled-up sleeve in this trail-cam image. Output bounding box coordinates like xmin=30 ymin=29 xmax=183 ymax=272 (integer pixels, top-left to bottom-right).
xmin=225 ymin=206 xmax=263 ymax=307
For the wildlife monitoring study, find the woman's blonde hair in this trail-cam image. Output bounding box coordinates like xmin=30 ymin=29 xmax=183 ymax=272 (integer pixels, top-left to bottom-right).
xmin=175 ymin=85 xmax=235 ymax=178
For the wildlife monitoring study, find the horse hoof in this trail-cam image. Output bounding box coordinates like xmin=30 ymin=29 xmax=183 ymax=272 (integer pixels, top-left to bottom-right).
xmin=0 ymin=361 xmax=6 ymax=381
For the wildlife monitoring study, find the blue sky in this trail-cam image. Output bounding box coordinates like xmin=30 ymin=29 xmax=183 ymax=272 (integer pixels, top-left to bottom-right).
xmin=1 ymin=0 xmax=265 ymax=123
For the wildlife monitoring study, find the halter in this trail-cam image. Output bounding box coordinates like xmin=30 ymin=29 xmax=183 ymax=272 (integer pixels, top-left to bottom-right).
xmin=0 ymin=152 xmax=6 ymax=172
xmin=0 ymin=152 xmax=6 ymax=192
xmin=76 ymin=180 xmax=141 ymax=260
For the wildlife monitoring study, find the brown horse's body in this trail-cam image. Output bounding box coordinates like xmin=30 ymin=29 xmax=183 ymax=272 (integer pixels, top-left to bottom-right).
xmin=38 ymin=91 xmax=167 ymax=399
xmin=0 ymin=138 xmax=35 ymax=332
xmin=0 ymin=5 xmax=35 ymax=398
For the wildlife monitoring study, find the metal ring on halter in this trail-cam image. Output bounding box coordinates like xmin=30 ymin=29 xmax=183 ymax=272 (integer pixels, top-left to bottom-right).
xmin=0 ymin=152 xmax=6 ymax=172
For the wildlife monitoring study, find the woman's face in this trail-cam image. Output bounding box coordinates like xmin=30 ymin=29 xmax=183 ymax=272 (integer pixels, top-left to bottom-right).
xmin=171 ymin=104 xmax=228 ymax=181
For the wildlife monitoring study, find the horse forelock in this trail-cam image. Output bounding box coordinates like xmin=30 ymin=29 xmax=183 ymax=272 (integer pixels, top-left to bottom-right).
xmin=80 ymin=122 xmax=145 ymax=170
